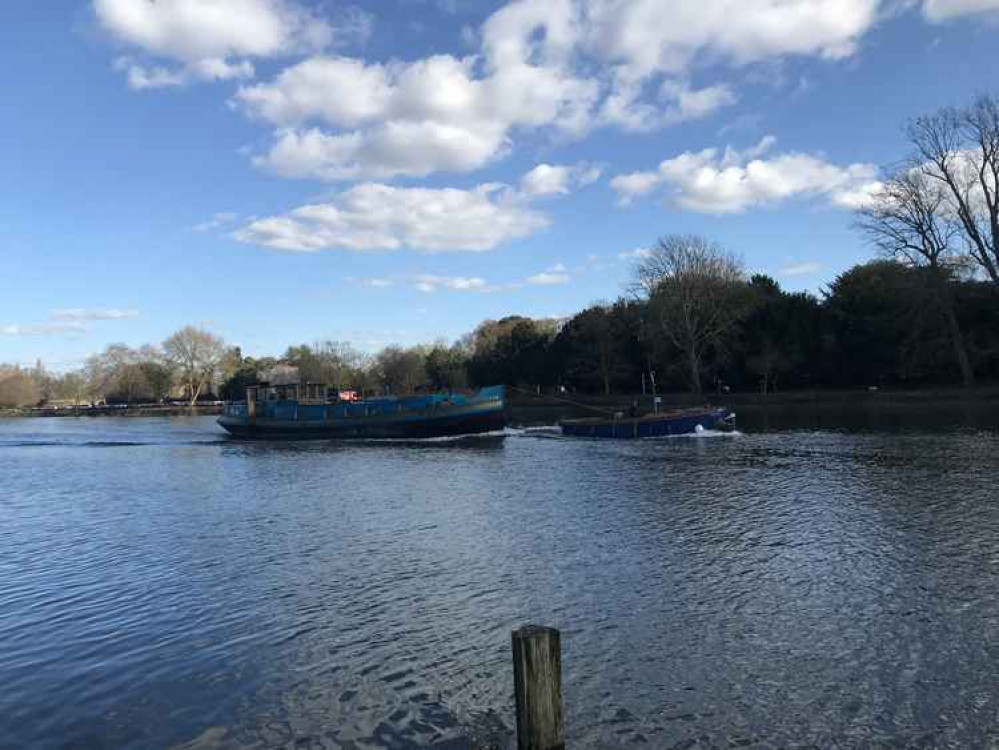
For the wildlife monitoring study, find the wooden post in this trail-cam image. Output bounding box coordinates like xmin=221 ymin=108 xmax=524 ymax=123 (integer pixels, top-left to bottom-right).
xmin=512 ymin=625 xmax=564 ymax=750
xmin=246 ymin=386 xmax=257 ymax=423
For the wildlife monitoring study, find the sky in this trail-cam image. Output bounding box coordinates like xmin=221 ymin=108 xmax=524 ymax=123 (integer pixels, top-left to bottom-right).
xmin=3 ymin=0 xmax=999 ymax=370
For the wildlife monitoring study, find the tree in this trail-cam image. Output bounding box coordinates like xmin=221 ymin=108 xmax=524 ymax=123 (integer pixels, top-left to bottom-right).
xmin=466 ymin=316 xmax=557 ymax=388
xmin=53 ymin=371 xmax=89 ymax=406
xmin=139 ymin=361 xmax=174 ymax=402
xmin=825 ymin=261 xmax=957 ymax=386
xmin=425 ymin=342 xmax=468 ymax=390
xmin=375 ymin=346 xmax=426 ymax=394
xmin=905 ymin=94 xmax=999 ymax=284
xmin=857 ymin=168 xmax=975 ymax=387
xmin=557 ymin=302 xmax=643 ymax=395
xmin=0 ymin=366 xmax=41 ymax=408
xmin=633 ymin=235 xmax=753 ymax=396
xmin=163 ymin=326 xmax=228 ymax=405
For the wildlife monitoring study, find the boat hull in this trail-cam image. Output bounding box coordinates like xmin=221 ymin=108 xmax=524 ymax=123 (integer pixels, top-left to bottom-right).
xmin=217 ymin=386 xmax=507 ymax=440
xmin=560 ymin=408 xmax=733 ymax=439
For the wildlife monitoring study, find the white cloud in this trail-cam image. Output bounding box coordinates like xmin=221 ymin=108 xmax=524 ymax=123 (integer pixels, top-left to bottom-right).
xmin=609 ymin=172 xmax=662 ymax=205
xmin=601 ymin=77 xmax=737 ymax=131
xmin=362 ymin=277 xmax=394 ymax=288
xmin=117 ymin=56 xmax=257 ymax=89
xmin=51 ymin=309 xmax=140 ymax=321
xmin=255 ymin=121 xmax=509 ymax=181
xmin=1 ymin=322 xmax=87 ymax=337
xmin=922 ymin=0 xmax=999 ymax=21
xmin=413 ymin=275 xmax=493 ymax=293
xmin=520 ymin=162 xmax=602 ymax=196
xmin=236 ymin=49 xmax=596 ymax=180
xmin=95 ymin=0 xmax=371 ymax=88
xmin=526 ymin=263 xmax=570 ymax=285
xmin=192 ymin=212 xmax=240 ymax=232
xmin=579 ymin=0 xmax=880 ymax=78
xmin=237 ymin=0 xmax=882 ymax=181
xmin=779 ymin=261 xmax=824 ymax=276
xmin=234 ymin=182 xmax=548 ymax=253
xmin=611 ymin=135 xmax=880 ymax=213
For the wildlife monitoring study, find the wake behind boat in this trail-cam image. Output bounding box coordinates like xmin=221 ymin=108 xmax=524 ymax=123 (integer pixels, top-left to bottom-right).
xmin=560 ymin=406 xmax=734 ymax=439
xmin=218 ymin=383 xmax=506 ymax=439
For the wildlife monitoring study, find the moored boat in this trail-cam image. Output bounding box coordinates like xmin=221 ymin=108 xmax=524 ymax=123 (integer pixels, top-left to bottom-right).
xmin=218 ymin=383 xmax=506 ymax=439
xmin=560 ymin=407 xmax=734 ymax=439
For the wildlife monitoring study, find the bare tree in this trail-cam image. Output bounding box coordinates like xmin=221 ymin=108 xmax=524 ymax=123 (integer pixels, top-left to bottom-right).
xmin=856 ymin=169 xmax=975 ymax=387
xmin=907 ymin=94 xmax=999 ymax=283
xmin=0 ymin=366 xmax=41 ymax=408
xmin=163 ymin=326 xmax=228 ymax=405
xmin=53 ymin=371 xmax=89 ymax=406
xmin=632 ymin=235 xmax=752 ymax=396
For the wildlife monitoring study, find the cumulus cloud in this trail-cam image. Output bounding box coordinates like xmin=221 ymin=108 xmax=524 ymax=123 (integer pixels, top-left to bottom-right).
xmin=237 ymin=49 xmax=596 ymax=180
xmin=255 ymin=121 xmax=509 ymax=181
xmin=412 ymin=275 xmax=494 ymax=293
xmin=234 ymin=182 xmax=548 ymax=253
xmin=580 ymin=0 xmax=880 ymax=76
xmin=235 ymin=0 xmax=881 ymax=181
xmin=95 ymin=0 xmax=371 ymax=88
xmin=922 ymin=0 xmax=999 ymax=21
xmin=51 ymin=309 xmax=141 ymax=321
xmin=526 ymin=263 xmax=570 ymax=285
xmin=520 ymin=162 xmax=602 ymax=196
xmin=611 ymin=135 xmax=880 ymax=213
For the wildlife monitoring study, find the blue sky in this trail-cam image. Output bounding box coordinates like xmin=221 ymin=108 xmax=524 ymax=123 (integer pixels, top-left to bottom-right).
xmin=3 ymin=0 xmax=999 ymax=369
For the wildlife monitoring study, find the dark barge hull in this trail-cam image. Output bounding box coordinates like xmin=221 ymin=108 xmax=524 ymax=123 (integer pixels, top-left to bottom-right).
xmin=218 ymin=407 xmax=506 ymax=439
xmin=560 ymin=408 xmax=734 ymax=439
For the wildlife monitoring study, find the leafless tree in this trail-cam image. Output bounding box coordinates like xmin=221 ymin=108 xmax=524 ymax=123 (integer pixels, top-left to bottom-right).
xmin=53 ymin=372 xmax=88 ymax=406
xmin=632 ymin=235 xmax=752 ymax=396
xmin=0 ymin=366 xmax=41 ymax=408
xmin=163 ymin=326 xmax=228 ymax=405
xmin=856 ymin=169 xmax=975 ymax=387
xmin=907 ymin=94 xmax=999 ymax=283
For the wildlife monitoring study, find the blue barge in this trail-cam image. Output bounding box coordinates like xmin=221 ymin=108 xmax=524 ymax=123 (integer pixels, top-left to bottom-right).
xmin=560 ymin=407 xmax=734 ymax=439
xmin=218 ymin=384 xmax=506 ymax=439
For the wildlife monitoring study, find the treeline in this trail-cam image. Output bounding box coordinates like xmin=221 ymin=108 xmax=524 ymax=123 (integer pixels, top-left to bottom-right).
xmin=3 ymin=255 xmax=997 ymax=410
xmin=235 ymin=255 xmax=999 ymax=399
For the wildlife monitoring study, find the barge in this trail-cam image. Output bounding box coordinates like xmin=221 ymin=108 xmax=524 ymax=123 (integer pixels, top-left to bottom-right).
xmin=218 ymin=384 xmax=506 ymax=439
xmin=561 ymin=407 xmax=734 ymax=439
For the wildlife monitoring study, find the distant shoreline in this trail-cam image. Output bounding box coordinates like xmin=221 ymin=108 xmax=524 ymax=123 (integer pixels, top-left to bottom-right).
xmin=509 ymin=385 xmax=999 ymax=410
xmin=2 ymin=386 xmax=996 ymax=421
xmin=0 ymin=404 xmax=223 ymax=419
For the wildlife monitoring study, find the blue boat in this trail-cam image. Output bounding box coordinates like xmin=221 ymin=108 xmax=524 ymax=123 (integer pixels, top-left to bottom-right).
xmin=218 ymin=384 xmax=506 ymax=439
xmin=560 ymin=407 xmax=734 ymax=439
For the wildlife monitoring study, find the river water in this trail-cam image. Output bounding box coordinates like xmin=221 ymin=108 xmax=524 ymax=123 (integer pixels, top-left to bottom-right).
xmin=1 ymin=413 xmax=997 ymax=749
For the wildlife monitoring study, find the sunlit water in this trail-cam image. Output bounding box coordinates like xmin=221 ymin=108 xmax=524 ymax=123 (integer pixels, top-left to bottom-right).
xmin=1 ymin=415 xmax=997 ymax=749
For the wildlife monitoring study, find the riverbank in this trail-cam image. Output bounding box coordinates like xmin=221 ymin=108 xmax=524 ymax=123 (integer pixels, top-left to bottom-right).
xmin=2 ymin=386 xmax=997 ymax=422
xmin=508 ymin=385 xmax=999 ymax=428
xmin=0 ymin=404 xmax=223 ymax=419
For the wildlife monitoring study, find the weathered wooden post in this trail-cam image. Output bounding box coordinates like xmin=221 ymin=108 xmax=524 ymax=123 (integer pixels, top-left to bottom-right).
xmin=246 ymin=386 xmax=257 ymax=424
xmin=511 ymin=625 xmax=564 ymax=750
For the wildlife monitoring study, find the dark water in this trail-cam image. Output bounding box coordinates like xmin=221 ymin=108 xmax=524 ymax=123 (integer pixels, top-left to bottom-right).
xmin=1 ymin=414 xmax=998 ymax=750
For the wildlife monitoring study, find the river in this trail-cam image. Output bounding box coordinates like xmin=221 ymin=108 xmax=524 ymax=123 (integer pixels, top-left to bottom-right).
xmin=1 ymin=413 xmax=997 ymax=749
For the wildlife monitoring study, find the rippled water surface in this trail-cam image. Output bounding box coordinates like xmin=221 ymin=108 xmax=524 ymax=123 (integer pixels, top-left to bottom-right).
xmin=1 ymin=415 xmax=998 ymax=749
